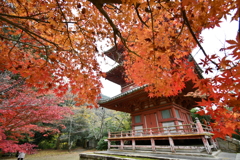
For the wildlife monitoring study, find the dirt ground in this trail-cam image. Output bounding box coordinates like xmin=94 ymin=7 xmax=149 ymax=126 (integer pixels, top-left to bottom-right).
xmin=0 ymin=148 xmax=93 ymax=160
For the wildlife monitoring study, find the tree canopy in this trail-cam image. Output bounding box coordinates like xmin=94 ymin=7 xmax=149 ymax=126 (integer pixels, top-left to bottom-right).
xmin=0 ymin=71 xmax=72 ymax=153
xmin=0 ymin=0 xmax=239 ymax=138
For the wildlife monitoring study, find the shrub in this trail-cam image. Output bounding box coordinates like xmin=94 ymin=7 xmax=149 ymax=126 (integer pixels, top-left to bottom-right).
xmin=96 ymin=137 xmax=108 ymax=150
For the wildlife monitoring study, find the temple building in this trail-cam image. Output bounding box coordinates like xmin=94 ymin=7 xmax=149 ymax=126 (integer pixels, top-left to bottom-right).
xmin=98 ymin=46 xmax=218 ymax=154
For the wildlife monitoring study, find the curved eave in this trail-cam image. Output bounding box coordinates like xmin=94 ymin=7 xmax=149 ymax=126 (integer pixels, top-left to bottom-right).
xmin=99 ymin=85 xmax=147 ymax=105
xmin=105 ymin=65 xmax=126 ymax=86
xmin=104 ymin=45 xmax=125 ymax=63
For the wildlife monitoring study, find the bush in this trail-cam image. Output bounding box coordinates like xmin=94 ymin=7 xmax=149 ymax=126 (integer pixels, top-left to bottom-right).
xmin=232 ymin=130 xmax=240 ymax=141
xmin=38 ymin=140 xmax=55 ymax=149
xmin=96 ymin=137 xmax=108 ymax=150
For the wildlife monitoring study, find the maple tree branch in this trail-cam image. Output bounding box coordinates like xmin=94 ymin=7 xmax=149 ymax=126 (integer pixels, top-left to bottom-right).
xmin=176 ymin=20 xmax=185 ymax=39
xmin=76 ymin=25 xmax=93 ymax=43
xmin=104 ymin=4 xmax=121 ymax=11
xmin=55 ymin=0 xmax=74 ymax=52
xmin=0 ymin=13 xmax=78 ymax=24
xmin=92 ymin=2 xmax=141 ymax=57
xmin=238 ymin=8 xmax=240 ymax=38
xmin=147 ymin=0 xmax=156 ymax=64
xmin=0 ymin=78 xmax=25 ymax=95
xmin=0 ymin=15 xmax=59 ymax=48
xmin=88 ymin=0 xmax=122 ymax=5
xmin=0 ymin=13 xmax=46 ymax=22
xmin=181 ymin=9 xmax=219 ymax=69
xmin=134 ymin=3 xmax=149 ymax=28
xmin=7 ymin=31 xmax=24 ymax=63
xmin=16 ymin=0 xmax=29 ymax=17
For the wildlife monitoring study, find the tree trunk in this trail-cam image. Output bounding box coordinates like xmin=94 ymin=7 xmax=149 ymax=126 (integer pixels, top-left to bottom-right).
xmin=55 ymin=133 xmax=62 ymax=150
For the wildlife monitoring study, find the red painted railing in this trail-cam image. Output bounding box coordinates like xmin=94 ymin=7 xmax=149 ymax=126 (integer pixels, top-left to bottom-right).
xmin=107 ymin=119 xmax=217 ymax=154
xmin=108 ymin=121 xmax=213 ymax=139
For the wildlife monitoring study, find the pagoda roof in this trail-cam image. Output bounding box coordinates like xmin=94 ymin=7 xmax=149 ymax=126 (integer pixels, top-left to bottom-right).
xmin=100 ymin=93 xmax=110 ymax=100
xmin=99 ymin=85 xmax=147 ymax=105
xmin=104 ymin=45 xmax=124 ymax=63
xmin=105 ymin=64 xmax=126 ymax=86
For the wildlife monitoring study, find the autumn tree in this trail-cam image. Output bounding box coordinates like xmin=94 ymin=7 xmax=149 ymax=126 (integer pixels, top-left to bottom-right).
xmin=85 ymin=107 xmax=130 ymax=142
xmin=56 ymin=93 xmax=90 ymax=151
xmin=0 ymin=0 xmax=239 ymax=138
xmin=0 ymin=71 xmax=72 ymax=153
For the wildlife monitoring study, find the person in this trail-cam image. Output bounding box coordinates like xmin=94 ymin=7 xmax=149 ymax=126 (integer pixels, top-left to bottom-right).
xmin=17 ymin=151 xmax=25 ymax=160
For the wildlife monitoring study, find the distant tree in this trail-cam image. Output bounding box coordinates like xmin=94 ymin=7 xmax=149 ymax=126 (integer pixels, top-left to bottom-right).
xmin=54 ymin=93 xmax=91 ymax=151
xmin=87 ymin=107 xmax=131 ymax=141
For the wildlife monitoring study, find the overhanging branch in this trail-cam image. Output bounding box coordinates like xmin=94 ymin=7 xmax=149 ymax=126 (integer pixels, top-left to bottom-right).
xmin=91 ymin=1 xmax=141 ymax=57
xmin=181 ymin=8 xmax=219 ymax=69
xmin=0 ymin=15 xmax=59 ymax=48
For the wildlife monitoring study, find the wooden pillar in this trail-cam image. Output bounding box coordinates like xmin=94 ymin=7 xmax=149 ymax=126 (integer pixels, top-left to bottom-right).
xmin=151 ymin=138 xmax=156 ymax=151
xmin=171 ymin=108 xmax=179 ymax=132
xmin=155 ymin=113 xmax=160 ymax=132
xmin=202 ymin=136 xmax=212 ymax=154
xmin=132 ymin=139 xmax=136 ymax=151
xmin=209 ymin=136 xmax=218 ymax=150
xmin=169 ymin=137 xmax=175 ymax=153
xmin=150 ymin=128 xmax=153 ymax=135
xmin=120 ymin=140 xmax=124 ymax=150
xmin=108 ymin=131 xmax=111 ymax=138
xmin=171 ymin=108 xmax=177 ymax=118
xmin=132 ymin=129 xmax=135 ymax=137
xmin=108 ymin=140 xmax=111 ymax=150
xmin=195 ymin=117 xmax=204 ymax=133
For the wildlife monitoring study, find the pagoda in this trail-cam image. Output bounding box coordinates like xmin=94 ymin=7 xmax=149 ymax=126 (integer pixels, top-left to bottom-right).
xmin=99 ymin=45 xmax=218 ymax=154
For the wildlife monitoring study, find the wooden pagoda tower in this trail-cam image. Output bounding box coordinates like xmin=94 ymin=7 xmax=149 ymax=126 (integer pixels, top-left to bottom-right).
xmin=98 ymin=46 xmax=218 ymax=154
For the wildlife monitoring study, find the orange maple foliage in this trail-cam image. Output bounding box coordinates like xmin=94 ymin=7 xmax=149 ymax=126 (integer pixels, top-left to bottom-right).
xmin=0 ymin=0 xmax=239 ymax=138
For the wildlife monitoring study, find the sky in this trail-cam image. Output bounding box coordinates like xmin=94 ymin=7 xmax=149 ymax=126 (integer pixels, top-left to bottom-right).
xmin=99 ymin=16 xmax=239 ymax=98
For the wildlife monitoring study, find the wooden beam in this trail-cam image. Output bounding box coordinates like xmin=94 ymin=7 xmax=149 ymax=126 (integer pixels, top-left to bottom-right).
xmin=195 ymin=118 xmax=204 ymax=133
xmin=108 ymin=140 xmax=111 ymax=150
xmin=209 ymin=136 xmax=218 ymax=151
xmin=132 ymin=139 xmax=136 ymax=151
xmin=201 ymin=136 xmax=212 ymax=154
xmin=120 ymin=140 xmax=124 ymax=150
xmin=151 ymin=138 xmax=156 ymax=151
xmin=169 ymin=137 xmax=175 ymax=153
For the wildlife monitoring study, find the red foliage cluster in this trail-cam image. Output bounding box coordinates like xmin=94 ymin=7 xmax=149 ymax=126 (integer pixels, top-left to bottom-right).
xmin=0 ymin=75 xmax=72 ymax=153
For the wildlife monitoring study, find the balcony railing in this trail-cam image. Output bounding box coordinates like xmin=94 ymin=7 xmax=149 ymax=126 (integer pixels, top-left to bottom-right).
xmin=108 ymin=122 xmax=213 ymax=139
xmin=107 ymin=118 xmax=217 ymax=154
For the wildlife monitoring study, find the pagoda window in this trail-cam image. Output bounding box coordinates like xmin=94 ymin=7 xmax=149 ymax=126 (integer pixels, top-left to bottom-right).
xmin=161 ymin=109 xmax=171 ymax=119
xmin=175 ymin=109 xmax=180 ymax=118
xmin=162 ymin=121 xmax=176 ymax=133
xmin=134 ymin=125 xmax=143 ymax=136
xmin=134 ymin=115 xmax=141 ymax=123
